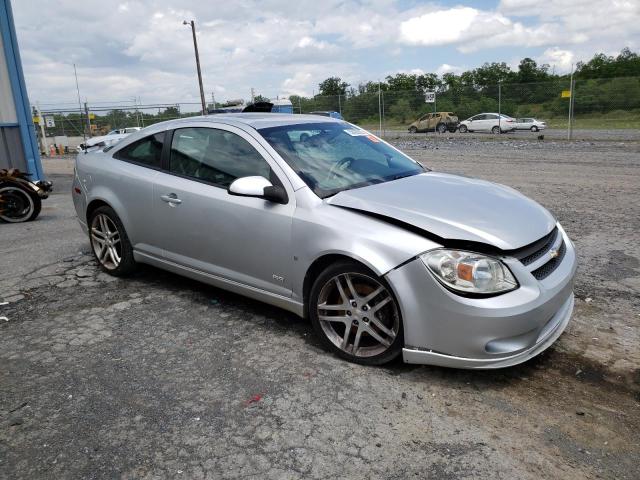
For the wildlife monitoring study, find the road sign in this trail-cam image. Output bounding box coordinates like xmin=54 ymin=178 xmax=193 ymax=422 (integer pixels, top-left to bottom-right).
xmin=44 ymin=116 xmax=55 ymax=128
xmin=424 ymin=91 xmax=436 ymax=103
xmin=561 ymin=90 xmax=571 ymax=98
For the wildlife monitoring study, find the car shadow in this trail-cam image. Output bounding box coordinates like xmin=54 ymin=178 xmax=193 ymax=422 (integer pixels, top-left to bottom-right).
xmin=126 ymin=264 xmax=619 ymax=393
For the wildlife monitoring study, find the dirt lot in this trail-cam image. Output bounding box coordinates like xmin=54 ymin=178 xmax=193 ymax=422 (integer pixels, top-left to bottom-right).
xmin=1 ymin=137 xmax=639 ymax=479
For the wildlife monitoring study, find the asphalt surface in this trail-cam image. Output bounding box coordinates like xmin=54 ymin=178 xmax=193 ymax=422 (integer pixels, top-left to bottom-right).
xmin=1 ymin=137 xmax=639 ymax=479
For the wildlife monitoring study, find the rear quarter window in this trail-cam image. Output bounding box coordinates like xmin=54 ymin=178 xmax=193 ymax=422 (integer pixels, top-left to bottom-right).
xmin=114 ymin=132 xmax=164 ymax=168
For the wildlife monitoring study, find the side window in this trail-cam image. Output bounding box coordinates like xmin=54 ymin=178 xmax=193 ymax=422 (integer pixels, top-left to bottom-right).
xmin=114 ymin=132 xmax=164 ymax=168
xmin=169 ymin=127 xmax=272 ymax=188
xmin=486 ymin=114 xmax=499 ymax=120
xmin=472 ymin=115 xmax=484 ymax=121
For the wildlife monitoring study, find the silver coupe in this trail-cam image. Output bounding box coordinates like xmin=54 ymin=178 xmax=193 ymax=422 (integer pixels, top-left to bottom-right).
xmin=72 ymin=114 xmax=576 ymax=368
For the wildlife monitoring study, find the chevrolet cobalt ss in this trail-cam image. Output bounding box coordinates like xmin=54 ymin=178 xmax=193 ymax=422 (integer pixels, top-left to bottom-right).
xmin=73 ymin=114 xmax=576 ymax=368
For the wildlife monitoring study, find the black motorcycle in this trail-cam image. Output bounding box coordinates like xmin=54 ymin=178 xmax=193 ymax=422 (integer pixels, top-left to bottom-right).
xmin=0 ymin=169 xmax=53 ymax=223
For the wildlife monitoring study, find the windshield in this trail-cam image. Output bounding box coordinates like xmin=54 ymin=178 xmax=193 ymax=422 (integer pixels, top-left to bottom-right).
xmin=259 ymin=122 xmax=425 ymax=198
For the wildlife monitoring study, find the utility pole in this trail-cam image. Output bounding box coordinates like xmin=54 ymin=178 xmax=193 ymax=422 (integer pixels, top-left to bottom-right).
xmin=211 ymin=92 xmax=216 ymax=110
xmin=498 ymin=81 xmax=502 ymax=133
xmin=139 ymin=96 xmax=145 ymax=127
xmin=568 ymin=64 xmax=575 ymax=140
xmin=84 ymin=102 xmax=91 ymax=136
xmin=133 ymin=97 xmax=141 ymax=128
xmin=183 ymin=20 xmax=207 ymax=115
xmin=35 ymin=103 xmax=47 ymax=155
xmin=378 ymin=82 xmax=382 ymax=136
xmin=250 ymin=88 xmax=255 ymax=103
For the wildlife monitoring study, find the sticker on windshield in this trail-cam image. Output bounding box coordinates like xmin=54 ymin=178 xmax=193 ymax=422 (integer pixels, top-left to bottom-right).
xmin=345 ymin=128 xmax=380 ymax=142
xmin=344 ymin=129 xmax=370 ymax=137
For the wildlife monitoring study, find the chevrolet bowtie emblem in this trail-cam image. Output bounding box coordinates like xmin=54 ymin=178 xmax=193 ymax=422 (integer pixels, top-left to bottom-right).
xmin=549 ymin=249 xmax=559 ymax=259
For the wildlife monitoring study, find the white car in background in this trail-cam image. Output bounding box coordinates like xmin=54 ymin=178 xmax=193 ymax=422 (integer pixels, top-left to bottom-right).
xmin=77 ymin=127 xmax=142 ymax=152
xmin=458 ymin=113 xmax=516 ymax=134
xmin=514 ymin=118 xmax=547 ymax=132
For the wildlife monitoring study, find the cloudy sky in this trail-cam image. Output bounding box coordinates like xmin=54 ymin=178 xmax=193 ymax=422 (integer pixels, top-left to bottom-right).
xmin=11 ymin=0 xmax=640 ymax=107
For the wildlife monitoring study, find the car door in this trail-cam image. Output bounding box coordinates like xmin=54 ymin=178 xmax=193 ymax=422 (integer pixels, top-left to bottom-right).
xmin=467 ymin=114 xmax=481 ymax=131
xmin=484 ymin=114 xmax=499 ymax=131
xmin=152 ymin=124 xmax=294 ymax=297
xmin=110 ymin=131 xmax=166 ymax=257
xmin=418 ymin=114 xmax=430 ymax=131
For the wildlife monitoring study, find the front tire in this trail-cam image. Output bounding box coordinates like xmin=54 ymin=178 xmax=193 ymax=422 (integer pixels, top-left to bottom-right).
xmin=88 ymin=206 xmax=137 ymax=276
xmin=309 ymin=261 xmax=403 ymax=365
xmin=436 ymin=123 xmax=447 ymax=134
xmin=408 ymin=126 xmax=418 ymax=134
xmin=458 ymin=124 xmax=468 ymax=133
xmin=531 ymin=126 xmax=539 ymax=132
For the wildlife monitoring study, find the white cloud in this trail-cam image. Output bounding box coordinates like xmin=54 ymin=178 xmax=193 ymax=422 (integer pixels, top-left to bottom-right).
xmin=400 ymin=7 xmax=484 ymax=46
xmin=398 ymin=6 xmax=589 ymax=53
xmin=537 ymin=48 xmax=575 ymax=74
xmin=9 ymin=0 xmax=640 ymax=105
xmin=282 ymin=71 xmax=315 ymax=97
xmin=435 ymin=64 xmax=465 ymax=75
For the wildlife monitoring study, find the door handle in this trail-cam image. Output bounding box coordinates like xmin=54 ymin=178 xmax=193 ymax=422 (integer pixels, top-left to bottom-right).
xmin=160 ymin=193 xmax=182 ymax=205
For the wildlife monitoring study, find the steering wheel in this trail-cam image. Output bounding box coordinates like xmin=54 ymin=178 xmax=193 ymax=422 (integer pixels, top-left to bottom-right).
xmin=327 ymin=157 xmax=355 ymax=181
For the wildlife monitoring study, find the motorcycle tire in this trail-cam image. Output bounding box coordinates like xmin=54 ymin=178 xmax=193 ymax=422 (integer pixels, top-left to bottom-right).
xmin=0 ymin=182 xmax=42 ymax=223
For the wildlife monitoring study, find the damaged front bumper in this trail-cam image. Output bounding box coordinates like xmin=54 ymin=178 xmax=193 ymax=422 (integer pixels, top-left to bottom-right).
xmin=385 ymin=229 xmax=577 ymax=369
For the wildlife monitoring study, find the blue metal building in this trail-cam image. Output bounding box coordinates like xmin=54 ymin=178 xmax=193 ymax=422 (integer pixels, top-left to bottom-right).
xmin=0 ymin=0 xmax=42 ymax=179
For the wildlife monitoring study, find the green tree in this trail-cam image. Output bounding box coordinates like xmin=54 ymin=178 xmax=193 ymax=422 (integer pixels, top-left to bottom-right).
xmin=319 ymin=77 xmax=349 ymax=96
xmin=388 ymin=98 xmax=413 ymax=123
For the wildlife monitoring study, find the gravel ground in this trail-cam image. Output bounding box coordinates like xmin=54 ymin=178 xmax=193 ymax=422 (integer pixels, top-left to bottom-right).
xmin=1 ymin=137 xmax=639 ymax=479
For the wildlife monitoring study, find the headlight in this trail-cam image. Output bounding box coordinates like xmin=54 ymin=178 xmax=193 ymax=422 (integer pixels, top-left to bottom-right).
xmin=420 ymin=249 xmax=518 ymax=295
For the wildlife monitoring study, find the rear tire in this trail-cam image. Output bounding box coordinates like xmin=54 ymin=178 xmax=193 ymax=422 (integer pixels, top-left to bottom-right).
xmin=408 ymin=126 xmax=418 ymax=134
xmin=88 ymin=205 xmax=137 ymax=276
xmin=491 ymin=126 xmax=501 ymax=134
xmin=458 ymin=125 xmax=468 ymax=133
xmin=309 ymin=261 xmax=404 ymax=366
xmin=0 ymin=183 xmax=40 ymax=223
xmin=436 ymin=123 xmax=447 ymax=134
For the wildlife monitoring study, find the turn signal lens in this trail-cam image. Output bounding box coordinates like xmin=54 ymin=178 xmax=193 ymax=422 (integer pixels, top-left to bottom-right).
xmin=420 ymin=249 xmax=518 ymax=295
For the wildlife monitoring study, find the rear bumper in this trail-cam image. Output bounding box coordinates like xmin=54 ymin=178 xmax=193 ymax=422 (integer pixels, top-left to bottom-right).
xmin=402 ymin=293 xmax=573 ymax=369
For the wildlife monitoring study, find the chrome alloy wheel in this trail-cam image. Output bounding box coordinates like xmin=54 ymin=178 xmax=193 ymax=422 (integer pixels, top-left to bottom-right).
xmin=90 ymin=213 xmax=122 ymax=270
xmin=316 ymin=273 xmax=400 ymax=357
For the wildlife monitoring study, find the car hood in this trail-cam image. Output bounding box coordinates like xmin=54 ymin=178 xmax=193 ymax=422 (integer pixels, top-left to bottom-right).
xmin=326 ymin=172 xmax=556 ymax=250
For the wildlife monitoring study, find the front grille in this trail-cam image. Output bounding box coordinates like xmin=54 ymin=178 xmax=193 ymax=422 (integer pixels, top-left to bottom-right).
xmin=531 ymin=239 xmax=566 ymax=280
xmin=512 ymin=227 xmax=558 ymax=266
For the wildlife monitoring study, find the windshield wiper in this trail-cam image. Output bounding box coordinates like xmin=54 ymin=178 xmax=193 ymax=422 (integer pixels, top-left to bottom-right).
xmin=392 ymin=171 xmax=419 ymax=181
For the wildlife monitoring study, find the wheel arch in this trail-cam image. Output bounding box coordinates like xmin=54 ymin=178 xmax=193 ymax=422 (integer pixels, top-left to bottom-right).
xmin=86 ymin=198 xmax=111 ymax=224
xmin=302 ymin=253 xmax=380 ymax=318
xmin=84 ymin=191 xmax=132 ymax=240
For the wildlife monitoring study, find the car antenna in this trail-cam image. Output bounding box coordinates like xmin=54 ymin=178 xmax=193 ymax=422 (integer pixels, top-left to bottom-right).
xmin=74 ymin=63 xmax=87 ymax=154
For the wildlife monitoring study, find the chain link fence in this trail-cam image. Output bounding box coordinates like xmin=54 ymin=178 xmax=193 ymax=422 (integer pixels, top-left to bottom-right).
xmin=296 ymin=76 xmax=639 ymax=139
xmin=33 ymin=76 xmax=639 ymax=153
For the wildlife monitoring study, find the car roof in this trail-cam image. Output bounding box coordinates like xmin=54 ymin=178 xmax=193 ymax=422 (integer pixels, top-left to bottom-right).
xmin=156 ymin=113 xmax=342 ymax=130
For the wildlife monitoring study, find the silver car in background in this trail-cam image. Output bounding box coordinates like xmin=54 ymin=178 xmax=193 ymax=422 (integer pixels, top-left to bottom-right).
xmin=515 ymin=118 xmax=547 ymax=132
xmin=72 ymin=114 xmax=576 ymax=369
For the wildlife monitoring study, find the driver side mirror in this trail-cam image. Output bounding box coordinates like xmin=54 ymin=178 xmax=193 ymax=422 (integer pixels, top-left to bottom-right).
xmin=228 ymin=176 xmax=287 ymax=204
